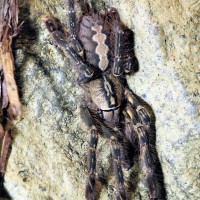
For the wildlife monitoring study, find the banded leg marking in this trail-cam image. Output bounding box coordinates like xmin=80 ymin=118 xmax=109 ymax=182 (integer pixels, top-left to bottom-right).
xmin=112 ymin=20 xmax=124 ymax=76
xmin=67 ymin=0 xmax=83 ymax=52
xmin=125 ymin=89 xmax=151 ymax=128
xmin=80 ymin=106 xmax=98 ymax=200
xmin=86 ymin=127 xmax=98 ymax=200
xmin=111 ymin=138 xmax=127 ymax=200
xmin=125 ymin=93 xmax=157 ymax=199
xmin=42 ymin=17 xmax=94 ymax=82
xmin=136 ymin=124 xmax=157 ymax=199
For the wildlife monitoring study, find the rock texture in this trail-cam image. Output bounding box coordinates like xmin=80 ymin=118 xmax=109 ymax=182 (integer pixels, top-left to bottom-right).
xmin=2 ymin=0 xmax=200 ymax=199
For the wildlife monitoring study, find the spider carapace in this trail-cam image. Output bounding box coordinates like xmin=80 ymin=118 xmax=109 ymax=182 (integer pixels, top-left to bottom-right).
xmin=43 ymin=0 xmax=157 ymax=199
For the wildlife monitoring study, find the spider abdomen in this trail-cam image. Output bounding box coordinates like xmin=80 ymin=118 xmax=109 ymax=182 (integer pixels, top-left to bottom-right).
xmin=79 ymin=14 xmax=110 ymax=71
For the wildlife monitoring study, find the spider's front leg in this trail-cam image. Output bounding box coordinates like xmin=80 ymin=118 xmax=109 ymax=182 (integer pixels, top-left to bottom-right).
xmin=81 ymin=106 xmax=128 ymax=200
xmin=96 ymin=120 xmax=128 ymax=200
xmin=124 ymin=89 xmax=157 ymax=199
xmin=43 ymin=0 xmax=100 ymax=83
xmin=110 ymin=137 xmax=127 ymax=200
xmin=81 ymin=106 xmax=99 ymax=200
xmin=43 ymin=16 xmax=96 ymax=83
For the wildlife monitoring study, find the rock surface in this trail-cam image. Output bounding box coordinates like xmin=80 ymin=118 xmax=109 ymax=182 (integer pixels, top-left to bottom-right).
xmin=2 ymin=0 xmax=200 ymax=199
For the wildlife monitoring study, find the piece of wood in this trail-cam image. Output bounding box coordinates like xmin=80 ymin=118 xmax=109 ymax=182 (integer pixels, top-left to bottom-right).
xmin=0 ymin=0 xmax=21 ymax=116
xmin=0 ymin=0 xmax=20 ymax=178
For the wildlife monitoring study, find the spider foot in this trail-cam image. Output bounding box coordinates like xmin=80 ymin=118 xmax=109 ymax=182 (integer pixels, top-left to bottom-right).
xmin=70 ymin=37 xmax=83 ymax=53
xmin=85 ymin=173 xmax=96 ymax=200
xmin=116 ymin=189 xmax=127 ymax=200
xmin=111 ymin=139 xmax=127 ymax=200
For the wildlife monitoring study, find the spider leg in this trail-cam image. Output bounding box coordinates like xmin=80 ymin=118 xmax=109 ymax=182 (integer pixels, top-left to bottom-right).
xmin=86 ymin=127 xmax=98 ymax=200
xmin=81 ymin=107 xmax=128 ymax=200
xmin=43 ymin=17 xmax=98 ymax=83
xmin=125 ymin=88 xmax=151 ymax=129
xmin=109 ymin=11 xmax=124 ymax=76
xmin=124 ymin=89 xmax=157 ymax=199
xmin=99 ymin=122 xmax=132 ymax=170
xmin=108 ymin=9 xmax=138 ymax=76
xmin=67 ymin=0 xmax=83 ymax=53
xmin=81 ymin=106 xmax=98 ymax=200
xmin=110 ymin=138 xmax=127 ymax=200
xmin=99 ymin=125 xmax=127 ymax=199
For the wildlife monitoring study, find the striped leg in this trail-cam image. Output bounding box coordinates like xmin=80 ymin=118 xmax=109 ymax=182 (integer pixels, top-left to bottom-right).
xmin=67 ymin=0 xmax=83 ymax=52
xmin=109 ymin=9 xmax=124 ymax=76
xmin=125 ymin=89 xmax=151 ymax=129
xmin=81 ymin=106 xmax=128 ymax=199
xmin=85 ymin=127 xmax=98 ymax=200
xmin=124 ymin=89 xmax=157 ymax=199
xmin=111 ymin=138 xmax=127 ymax=200
xmin=42 ymin=17 xmax=96 ymax=83
xmin=108 ymin=9 xmax=137 ymax=76
xmin=80 ymin=106 xmax=98 ymax=200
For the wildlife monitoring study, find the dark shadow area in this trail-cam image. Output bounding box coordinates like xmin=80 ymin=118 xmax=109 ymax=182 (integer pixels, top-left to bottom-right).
xmin=14 ymin=4 xmax=39 ymax=101
xmin=0 ymin=109 xmax=13 ymax=199
xmin=0 ymin=175 xmax=12 ymax=199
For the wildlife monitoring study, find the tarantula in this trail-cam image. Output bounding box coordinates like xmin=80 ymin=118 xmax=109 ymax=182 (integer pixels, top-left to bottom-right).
xmin=43 ymin=0 xmax=157 ymax=199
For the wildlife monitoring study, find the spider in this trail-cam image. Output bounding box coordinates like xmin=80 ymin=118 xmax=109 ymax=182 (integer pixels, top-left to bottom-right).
xmin=43 ymin=0 xmax=157 ymax=199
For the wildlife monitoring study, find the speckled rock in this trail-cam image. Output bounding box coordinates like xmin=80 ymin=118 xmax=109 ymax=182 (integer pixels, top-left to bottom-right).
xmin=2 ymin=0 xmax=200 ymax=200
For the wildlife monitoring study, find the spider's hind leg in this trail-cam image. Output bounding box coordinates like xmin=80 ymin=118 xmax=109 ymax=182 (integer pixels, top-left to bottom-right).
xmin=97 ymin=122 xmax=128 ymax=200
xmin=84 ymin=108 xmax=128 ymax=200
xmin=124 ymin=89 xmax=157 ymax=199
xmin=86 ymin=127 xmax=98 ymax=200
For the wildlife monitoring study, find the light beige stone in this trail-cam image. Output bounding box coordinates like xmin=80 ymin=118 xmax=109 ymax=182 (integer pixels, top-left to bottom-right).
xmin=2 ymin=0 xmax=200 ymax=200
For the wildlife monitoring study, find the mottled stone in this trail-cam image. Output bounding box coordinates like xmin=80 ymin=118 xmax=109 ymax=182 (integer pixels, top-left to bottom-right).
xmin=2 ymin=0 xmax=200 ymax=200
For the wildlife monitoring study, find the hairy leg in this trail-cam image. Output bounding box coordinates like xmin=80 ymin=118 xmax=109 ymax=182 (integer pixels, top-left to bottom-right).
xmin=124 ymin=89 xmax=157 ymax=199
xmin=81 ymin=106 xmax=128 ymax=199
xmin=85 ymin=127 xmax=98 ymax=200
xmin=110 ymin=138 xmax=127 ymax=200
xmin=43 ymin=16 xmax=98 ymax=83
xmin=80 ymin=106 xmax=99 ymax=200
xmin=107 ymin=9 xmax=138 ymax=75
xmin=67 ymin=0 xmax=83 ymax=52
